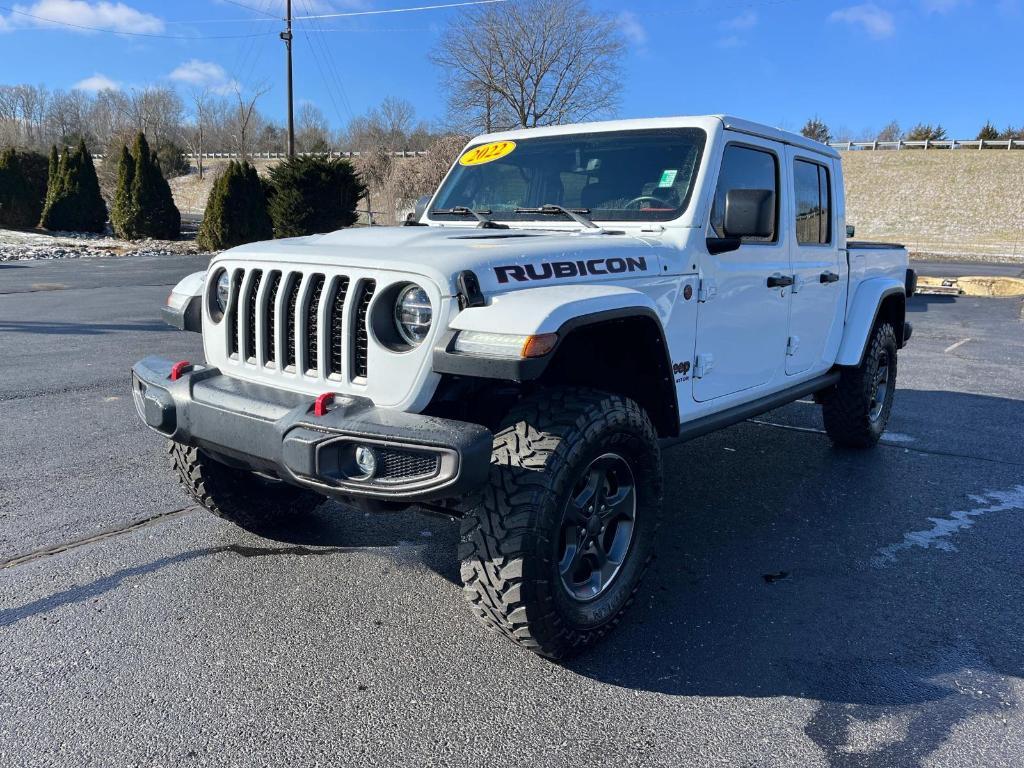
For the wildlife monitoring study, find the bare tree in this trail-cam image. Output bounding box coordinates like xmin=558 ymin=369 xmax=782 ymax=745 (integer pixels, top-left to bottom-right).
xmin=343 ymin=97 xmax=429 ymax=152
xmin=430 ymin=0 xmax=625 ymax=132
xmin=876 ymin=121 xmax=902 ymax=142
xmin=230 ymin=82 xmax=271 ymax=159
xmin=126 ymin=86 xmax=184 ymax=149
xmin=296 ymin=102 xmax=331 ymax=153
xmin=184 ymin=89 xmax=213 ymax=179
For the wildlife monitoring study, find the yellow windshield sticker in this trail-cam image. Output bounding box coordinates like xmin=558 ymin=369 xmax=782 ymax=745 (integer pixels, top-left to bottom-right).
xmin=459 ymin=140 xmax=517 ymax=166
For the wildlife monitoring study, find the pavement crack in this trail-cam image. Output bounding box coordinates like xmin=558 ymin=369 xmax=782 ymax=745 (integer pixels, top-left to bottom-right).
xmin=0 ymin=506 xmax=198 ymax=571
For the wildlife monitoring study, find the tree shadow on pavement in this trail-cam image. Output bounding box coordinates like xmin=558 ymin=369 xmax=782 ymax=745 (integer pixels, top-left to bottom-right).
xmin=565 ymin=388 xmax=1024 ymax=765
xmin=0 ymin=319 xmax=170 ymax=335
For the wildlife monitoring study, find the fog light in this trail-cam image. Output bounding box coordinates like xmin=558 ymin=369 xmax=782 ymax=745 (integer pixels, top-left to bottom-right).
xmin=354 ymin=446 xmax=378 ymax=478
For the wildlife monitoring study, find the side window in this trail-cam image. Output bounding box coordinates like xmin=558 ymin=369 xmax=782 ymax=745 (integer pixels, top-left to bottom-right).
xmin=794 ymin=159 xmax=832 ymax=245
xmin=710 ymin=144 xmax=779 ymax=243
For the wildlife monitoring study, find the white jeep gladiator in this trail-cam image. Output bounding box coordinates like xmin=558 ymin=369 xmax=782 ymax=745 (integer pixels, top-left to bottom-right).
xmin=134 ymin=115 xmax=915 ymax=658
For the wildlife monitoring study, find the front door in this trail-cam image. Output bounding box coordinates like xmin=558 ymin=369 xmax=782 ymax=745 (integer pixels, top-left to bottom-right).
xmin=693 ymin=139 xmax=792 ymax=402
xmin=785 ymin=152 xmax=845 ymax=375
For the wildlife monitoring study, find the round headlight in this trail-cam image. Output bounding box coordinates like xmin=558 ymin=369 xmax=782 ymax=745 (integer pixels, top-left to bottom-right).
xmin=216 ymin=270 xmax=231 ymax=314
xmin=394 ymin=284 xmax=432 ymax=346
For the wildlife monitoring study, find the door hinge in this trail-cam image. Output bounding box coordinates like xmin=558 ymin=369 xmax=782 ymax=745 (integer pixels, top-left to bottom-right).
xmin=698 ymin=278 xmax=717 ymax=303
xmin=786 ymin=336 xmax=800 ymax=356
xmin=694 ymin=354 xmax=715 ymax=379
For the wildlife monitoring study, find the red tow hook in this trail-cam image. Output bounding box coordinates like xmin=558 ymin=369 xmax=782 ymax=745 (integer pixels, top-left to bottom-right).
xmin=169 ymin=361 xmax=194 ymax=381
xmin=314 ymin=392 xmax=336 ymax=417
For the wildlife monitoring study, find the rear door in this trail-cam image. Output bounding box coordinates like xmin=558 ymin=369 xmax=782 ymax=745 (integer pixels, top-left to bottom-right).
xmin=784 ymin=151 xmax=844 ymax=375
xmin=693 ymin=138 xmax=792 ymax=402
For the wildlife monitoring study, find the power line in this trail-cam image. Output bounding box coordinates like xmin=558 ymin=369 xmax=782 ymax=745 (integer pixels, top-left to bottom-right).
xmin=218 ymin=0 xmax=283 ymax=19
xmin=294 ymin=0 xmax=509 ymax=21
xmin=0 ymin=4 xmax=277 ymax=38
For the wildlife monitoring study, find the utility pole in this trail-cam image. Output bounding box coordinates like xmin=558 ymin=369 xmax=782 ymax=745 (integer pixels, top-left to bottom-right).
xmin=281 ymin=0 xmax=295 ymax=157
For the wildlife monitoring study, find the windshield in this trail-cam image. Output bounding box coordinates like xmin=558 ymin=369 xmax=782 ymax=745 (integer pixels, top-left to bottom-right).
xmin=430 ymin=128 xmax=706 ymax=224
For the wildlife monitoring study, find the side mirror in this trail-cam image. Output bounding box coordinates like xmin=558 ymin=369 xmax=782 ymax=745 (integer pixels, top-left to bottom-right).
xmin=413 ymin=195 xmax=431 ymax=221
xmin=723 ymin=188 xmax=775 ymax=239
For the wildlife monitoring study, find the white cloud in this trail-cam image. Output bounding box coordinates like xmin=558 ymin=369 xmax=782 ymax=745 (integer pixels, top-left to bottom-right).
xmin=617 ymin=10 xmax=647 ymax=47
xmin=7 ymin=0 xmax=164 ymax=33
xmin=829 ymin=4 xmax=895 ymax=38
xmin=722 ymin=10 xmax=758 ymax=30
xmin=74 ymin=73 xmax=120 ymax=91
xmin=717 ymin=35 xmax=744 ymax=49
xmin=169 ymin=59 xmax=238 ymax=93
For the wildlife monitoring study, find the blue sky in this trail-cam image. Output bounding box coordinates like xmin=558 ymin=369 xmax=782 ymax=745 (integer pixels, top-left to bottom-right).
xmin=1 ymin=0 xmax=1022 ymax=138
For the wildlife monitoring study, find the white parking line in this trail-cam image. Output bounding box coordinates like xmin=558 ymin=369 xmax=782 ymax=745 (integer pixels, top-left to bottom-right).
xmin=944 ymin=338 xmax=972 ymax=353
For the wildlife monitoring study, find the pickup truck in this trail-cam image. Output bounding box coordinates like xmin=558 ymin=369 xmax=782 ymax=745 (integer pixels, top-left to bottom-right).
xmin=134 ymin=115 xmax=915 ymax=659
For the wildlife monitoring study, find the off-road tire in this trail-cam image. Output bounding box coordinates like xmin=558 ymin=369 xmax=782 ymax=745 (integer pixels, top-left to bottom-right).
xmin=169 ymin=442 xmax=323 ymax=532
xmin=822 ymin=322 xmax=898 ymax=449
xmin=459 ymin=388 xmax=663 ymax=660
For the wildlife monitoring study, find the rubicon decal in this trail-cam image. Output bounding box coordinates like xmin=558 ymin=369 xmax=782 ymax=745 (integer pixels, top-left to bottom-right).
xmin=495 ymin=257 xmax=649 ymax=284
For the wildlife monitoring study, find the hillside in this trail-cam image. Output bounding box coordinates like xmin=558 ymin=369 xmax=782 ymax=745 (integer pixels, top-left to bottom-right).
xmin=841 ymin=150 xmax=1024 ymax=260
xmin=153 ymin=150 xmax=1024 ymax=260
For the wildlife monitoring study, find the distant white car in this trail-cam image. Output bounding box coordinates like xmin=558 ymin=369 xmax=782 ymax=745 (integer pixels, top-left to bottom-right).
xmin=136 ymin=115 xmax=915 ymax=659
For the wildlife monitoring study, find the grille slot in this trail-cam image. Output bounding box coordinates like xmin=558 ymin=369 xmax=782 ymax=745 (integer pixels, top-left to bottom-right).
xmin=243 ymin=270 xmax=263 ymax=362
xmin=305 ymin=274 xmax=326 ymax=374
xmin=329 ymin=277 xmax=351 ymax=377
xmin=284 ymin=274 xmax=302 ymax=369
xmin=374 ymin=448 xmax=440 ymax=484
xmin=227 ymin=269 xmax=243 ymax=357
xmin=263 ymin=271 xmax=282 ymax=365
xmin=353 ymin=280 xmax=376 ymax=380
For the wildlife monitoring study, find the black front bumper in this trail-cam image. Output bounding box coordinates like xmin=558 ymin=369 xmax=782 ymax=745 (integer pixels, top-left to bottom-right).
xmin=131 ymin=356 xmax=493 ymax=501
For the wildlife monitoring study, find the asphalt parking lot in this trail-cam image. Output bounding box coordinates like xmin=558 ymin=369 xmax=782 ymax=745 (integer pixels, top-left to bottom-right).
xmin=2 ymin=254 xmax=1023 ymax=767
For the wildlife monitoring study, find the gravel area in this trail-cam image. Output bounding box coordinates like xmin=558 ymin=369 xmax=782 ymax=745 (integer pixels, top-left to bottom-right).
xmin=0 ymin=227 xmax=208 ymax=262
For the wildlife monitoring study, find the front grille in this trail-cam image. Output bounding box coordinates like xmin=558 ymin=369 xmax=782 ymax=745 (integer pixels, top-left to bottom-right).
xmin=375 ymin=448 xmax=440 ymax=483
xmin=227 ymin=267 xmax=375 ymax=383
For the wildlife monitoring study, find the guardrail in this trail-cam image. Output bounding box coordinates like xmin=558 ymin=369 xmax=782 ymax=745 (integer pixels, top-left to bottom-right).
xmin=92 ymin=149 xmax=427 ymax=161
xmin=830 ymin=139 xmax=1024 ymax=151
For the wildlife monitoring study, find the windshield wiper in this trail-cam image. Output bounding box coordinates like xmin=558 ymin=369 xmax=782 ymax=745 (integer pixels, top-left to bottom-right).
xmin=513 ymin=203 xmax=599 ymax=230
xmin=429 ymin=206 xmax=508 ymax=229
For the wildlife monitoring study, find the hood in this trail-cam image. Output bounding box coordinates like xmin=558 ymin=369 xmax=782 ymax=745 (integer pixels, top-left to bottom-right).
xmin=219 ymin=225 xmax=671 ymax=296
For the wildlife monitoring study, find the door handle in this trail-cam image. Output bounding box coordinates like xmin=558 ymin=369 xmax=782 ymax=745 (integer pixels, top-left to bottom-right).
xmin=820 ymin=271 xmax=840 ymax=284
xmin=767 ymin=274 xmax=795 ymax=288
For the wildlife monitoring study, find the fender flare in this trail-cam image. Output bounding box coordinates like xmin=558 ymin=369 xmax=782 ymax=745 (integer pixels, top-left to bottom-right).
xmin=433 ymin=284 xmax=671 ymax=383
xmin=835 ymin=278 xmax=906 ymax=367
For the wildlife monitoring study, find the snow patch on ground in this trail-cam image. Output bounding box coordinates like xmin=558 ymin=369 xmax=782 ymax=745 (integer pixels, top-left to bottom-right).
xmin=0 ymin=227 xmax=208 ymax=262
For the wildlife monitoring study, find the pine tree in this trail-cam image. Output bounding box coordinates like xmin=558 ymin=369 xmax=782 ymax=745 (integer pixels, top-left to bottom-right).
xmin=113 ymin=133 xmax=181 ymax=240
xmin=977 ymin=122 xmax=1000 ymax=142
xmin=268 ymin=155 xmax=366 ymax=238
xmin=800 ymin=117 xmax=832 ymax=145
xmin=44 ymin=145 xmax=59 ymax=208
xmin=39 ymin=140 xmax=107 ymax=233
xmin=197 ymin=160 xmax=272 ymax=251
xmin=110 ymin=145 xmax=137 ymax=238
